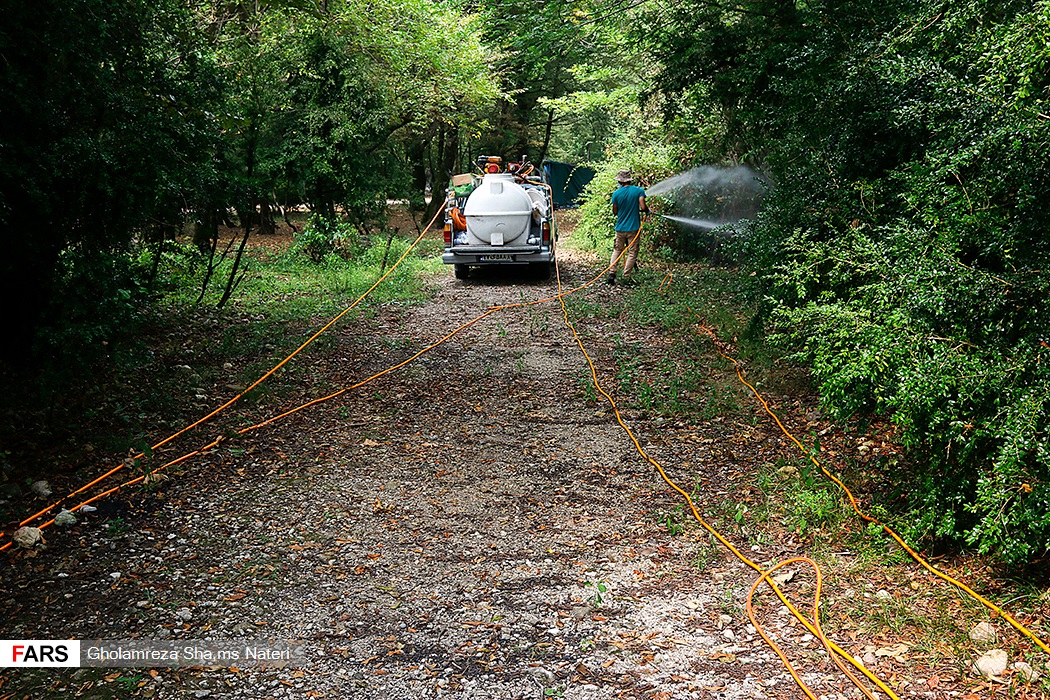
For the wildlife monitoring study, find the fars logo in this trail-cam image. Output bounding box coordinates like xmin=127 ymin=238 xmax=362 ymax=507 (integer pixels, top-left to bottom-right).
xmin=0 ymin=640 xmax=80 ymax=667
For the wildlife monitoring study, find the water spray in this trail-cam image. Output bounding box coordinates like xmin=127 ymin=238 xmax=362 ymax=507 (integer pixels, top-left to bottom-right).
xmin=657 ymin=214 xmax=726 ymax=231
xmin=648 ymin=165 xmax=767 ymax=229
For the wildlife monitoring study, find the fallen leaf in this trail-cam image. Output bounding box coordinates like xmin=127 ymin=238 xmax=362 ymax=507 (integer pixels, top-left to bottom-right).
xmin=875 ymin=643 xmax=909 ymax=661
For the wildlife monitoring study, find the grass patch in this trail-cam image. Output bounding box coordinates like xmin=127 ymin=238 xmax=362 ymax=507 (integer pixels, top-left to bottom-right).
xmin=166 ymin=233 xmax=443 ymax=316
xmin=0 ymin=224 xmax=445 ymax=510
xmin=561 ymin=229 xmax=774 ymax=420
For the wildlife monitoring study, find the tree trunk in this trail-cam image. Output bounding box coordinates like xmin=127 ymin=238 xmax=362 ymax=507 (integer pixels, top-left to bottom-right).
xmin=407 ymin=139 xmax=428 ymax=213
xmin=257 ymin=197 xmax=275 ymax=236
xmin=425 ymin=124 xmax=458 ymax=221
xmin=146 ymin=232 xmax=167 ymax=295
xmin=195 ymin=229 xmax=233 ymax=305
xmin=512 ymin=93 xmax=535 ymax=159
xmin=311 ymin=179 xmax=336 ymax=221
xmin=379 ymin=227 xmax=397 ymax=272
xmin=537 ymin=107 xmax=554 ymax=165
xmin=217 ymin=220 xmax=251 ymax=309
xmin=193 ymin=206 xmax=219 ymax=253
xmin=278 ymin=194 xmax=300 ymax=234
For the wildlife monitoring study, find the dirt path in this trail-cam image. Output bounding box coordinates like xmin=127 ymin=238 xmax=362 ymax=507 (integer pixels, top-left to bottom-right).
xmin=2 ymin=245 xmax=931 ymax=699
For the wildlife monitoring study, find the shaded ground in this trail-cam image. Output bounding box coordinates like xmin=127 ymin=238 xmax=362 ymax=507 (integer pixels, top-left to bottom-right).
xmin=1 ymin=225 xmax=1048 ymax=699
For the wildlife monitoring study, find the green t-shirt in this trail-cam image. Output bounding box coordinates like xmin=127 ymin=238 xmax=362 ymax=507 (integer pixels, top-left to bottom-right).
xmin=611 ymin=185 xmax=646 ymax=232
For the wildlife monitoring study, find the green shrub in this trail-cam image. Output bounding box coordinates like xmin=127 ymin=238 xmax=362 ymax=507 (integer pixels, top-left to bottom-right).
xmin=650 ymin=0 xmax=1050 ymax=563
xmin=31 ymin=246 xmax=153 ymax=397
xmin=293 ymin=216 xmax=353 ymax=263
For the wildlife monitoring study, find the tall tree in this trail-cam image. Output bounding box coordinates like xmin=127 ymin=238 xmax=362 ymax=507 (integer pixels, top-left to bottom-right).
xmin=0 ymin=0 xmax=219 ymax=360
xmin=250 ymin=0 xmax=497 ymax=224
xmin=468 ymin=0 xmax=607 ymax=160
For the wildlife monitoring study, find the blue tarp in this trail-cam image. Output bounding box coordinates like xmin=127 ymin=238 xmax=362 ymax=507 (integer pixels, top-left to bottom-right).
xmin=543 ymin=160 xmax=595 ymax=208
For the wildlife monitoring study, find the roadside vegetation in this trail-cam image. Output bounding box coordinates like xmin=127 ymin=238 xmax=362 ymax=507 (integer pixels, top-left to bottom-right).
xmin=651 ymin=0 xmax=1050 ymax=566
xmin=570 ymin=0 xmax=1050 ymax=566
xmin=0 ymin=219 xmax=444 ymax=530
xmin=557 ymin=254 xmax=1050 ymax=690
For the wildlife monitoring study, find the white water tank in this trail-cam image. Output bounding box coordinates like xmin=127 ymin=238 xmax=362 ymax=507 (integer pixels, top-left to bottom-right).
xmin=463 ymin=174 xmax=533 ymax=246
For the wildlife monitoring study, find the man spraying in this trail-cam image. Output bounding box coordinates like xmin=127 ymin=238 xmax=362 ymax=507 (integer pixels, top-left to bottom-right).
xmin=608 ymin=169 xmax=650 ymax=285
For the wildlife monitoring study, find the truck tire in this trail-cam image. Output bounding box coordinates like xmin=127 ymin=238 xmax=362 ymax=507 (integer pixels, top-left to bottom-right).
xmin=454 ymin=264 xmax=470 ymax=280
xmin=531 ymin=261 xmax=553 ymax=281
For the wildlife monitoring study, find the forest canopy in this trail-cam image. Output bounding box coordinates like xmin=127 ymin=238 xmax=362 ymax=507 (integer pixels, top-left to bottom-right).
xmin=0 ymin=0 xmax=500 ymax=356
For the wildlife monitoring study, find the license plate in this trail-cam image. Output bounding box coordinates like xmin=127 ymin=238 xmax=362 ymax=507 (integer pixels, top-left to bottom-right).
xmin=482 ymin=254 xmax=512 ymax=261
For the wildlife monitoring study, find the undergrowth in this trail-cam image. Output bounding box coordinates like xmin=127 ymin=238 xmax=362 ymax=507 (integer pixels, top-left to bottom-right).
xmin=0 ymin=222 xmax=442 ymax=525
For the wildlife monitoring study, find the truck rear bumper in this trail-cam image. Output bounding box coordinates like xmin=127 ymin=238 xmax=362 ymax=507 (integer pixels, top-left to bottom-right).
xmin=442 ymin=246 xmax=554 ymax=266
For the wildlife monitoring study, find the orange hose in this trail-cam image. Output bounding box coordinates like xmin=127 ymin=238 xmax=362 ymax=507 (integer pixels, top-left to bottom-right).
xmin=3 ymin=224 xmax=913 ymax=697
xmin=698 ymin=321 xmax=1050 ymax=657
xmin=2 ymin=240 xmax=611 ymax=551
xmin=553 ymin=254 xmax=898 ymax=700
xmin=4 ymin=308 xmax=506 ymax=544
xmin=657 ymin=272 xmax=673 ymax=293
xmin=3 ymin=207 xmax=446 ymax=540
xmin=149 ymin=204 xmax=445 ymax=453
xmin=747 ymin=558 xmax=879 ymax=700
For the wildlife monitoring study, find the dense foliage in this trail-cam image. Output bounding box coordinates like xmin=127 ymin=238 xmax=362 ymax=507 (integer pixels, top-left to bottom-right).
xmin=0 ymin=0 xmax=217 ymax=358
xmin=469 ymin=0 xmax=604 ymax=160
xmin=648 ymin=0 xmax=1050 ymax=563
xmin=0 ymin=0 xmax=496 ymax=362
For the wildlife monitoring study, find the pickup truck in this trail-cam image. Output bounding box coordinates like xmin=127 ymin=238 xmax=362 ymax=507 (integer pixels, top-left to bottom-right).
xmin=441 ymin=156 xmax=557 ymax=280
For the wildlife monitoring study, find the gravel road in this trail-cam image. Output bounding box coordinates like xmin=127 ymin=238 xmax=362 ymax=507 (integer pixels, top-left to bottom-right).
xmin=1 ymin=248 xmax=879 ymax=699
